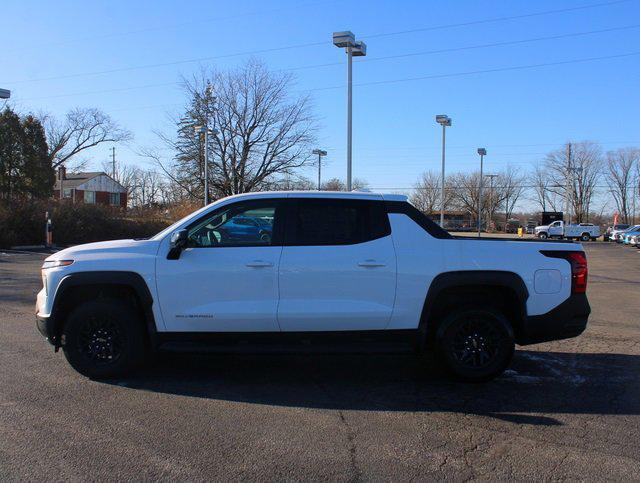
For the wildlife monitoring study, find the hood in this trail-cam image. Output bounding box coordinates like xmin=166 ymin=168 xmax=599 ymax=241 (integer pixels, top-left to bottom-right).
xmin=534 ymin=225 xmax=548 ymax=231
xmin=45 ymin=238 xmax=160 ymax=262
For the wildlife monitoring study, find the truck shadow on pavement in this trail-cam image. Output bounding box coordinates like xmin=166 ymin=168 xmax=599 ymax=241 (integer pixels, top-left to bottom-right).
xmin=108 ymin=350 xmax=640 ymax=426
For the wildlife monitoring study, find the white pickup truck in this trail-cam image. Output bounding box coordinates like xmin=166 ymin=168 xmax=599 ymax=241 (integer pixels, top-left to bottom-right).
xmin=535 ymin=220 xmax=600 ymax=241
xmin=36 ymin=192 xmax=590 ymax=382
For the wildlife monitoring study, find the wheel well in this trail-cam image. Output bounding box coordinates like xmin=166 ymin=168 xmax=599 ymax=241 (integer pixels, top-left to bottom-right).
xmin=422 ymin=284 xmax=525 ymax=347
xmin=53 ymin=284 xmax=149 ymax=343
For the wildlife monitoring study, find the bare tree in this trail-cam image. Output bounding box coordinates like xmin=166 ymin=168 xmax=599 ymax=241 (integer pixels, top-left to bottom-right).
xmin=501 ymin=166 xmax=526 ymax=225
xmin=45 ymin=108 xmax=131 ymax=170
xmin=321 ymin=177 xmax=369 ymax=191
xmin=544 ymin=141 xmax=602 ymax=223
xmin=448 ymin=172 xmax=488 ymax=222
xmin=161 ymin=60 xmax=316 ymax=201
xmin=605 ymin=147 xmax=639 ymax=223
xmin=445 ymin=169 xmax=522 ymax=229
xmin=101 ymin=160 xmax=167 ymax=208
xmin=410 ymin=171 xmax=448 ymax=214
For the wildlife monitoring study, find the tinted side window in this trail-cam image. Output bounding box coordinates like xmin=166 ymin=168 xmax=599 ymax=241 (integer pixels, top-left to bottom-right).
xmin=286 ymin=199 xmax=390 ymax=246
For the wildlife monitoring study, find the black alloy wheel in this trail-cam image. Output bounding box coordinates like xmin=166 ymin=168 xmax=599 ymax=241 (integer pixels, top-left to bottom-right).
xmin=437 ymin=307 xmax=515 ymax=382
xmin=78 ymin=315 xmax=124 ymax=365
xmin=62 ymin=300 xmax=146 ymax=378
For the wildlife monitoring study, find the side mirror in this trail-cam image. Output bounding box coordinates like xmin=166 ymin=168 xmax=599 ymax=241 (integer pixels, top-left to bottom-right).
xmin=167 ymin=229 xmax=188 ymax=260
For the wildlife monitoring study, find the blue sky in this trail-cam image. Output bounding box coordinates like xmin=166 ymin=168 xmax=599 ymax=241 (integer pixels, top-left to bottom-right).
xmin=2 ymin=0 xmax=639 ymax=194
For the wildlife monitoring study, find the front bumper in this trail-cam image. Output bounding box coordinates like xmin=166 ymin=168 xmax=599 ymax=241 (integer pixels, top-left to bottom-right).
xmin=518 ymin=293 xmax=590 ymax=345
xmin=36 ymin=288 xmax=58 ymax=346
xmin=36 ymin=314 xmax=58 ymax=346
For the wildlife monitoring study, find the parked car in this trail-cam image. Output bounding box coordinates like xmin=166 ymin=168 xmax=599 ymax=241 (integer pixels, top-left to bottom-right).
xmin=604 ymin=224 xmax=629 ymax=241
xmin=629 ymin=234 xmax=638 ymax=247
xmin=525 ymin=220 xmax=538 ymax=235
xmin=622 ymin=228 xmax=640 ymax=245
xmin=534 ymin=220 xmax=600 ymax=241
xmin=613 ymin=225 xmax=640 ymax=243
xmin=36 ymin=192 xmax=591 ymax=382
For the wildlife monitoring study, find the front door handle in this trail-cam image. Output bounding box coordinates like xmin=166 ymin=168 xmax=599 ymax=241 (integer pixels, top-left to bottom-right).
xmin=246 ymin=260 xmax=273 ymax=268
xmin=358 ymin=259 xmax=386 ymax=268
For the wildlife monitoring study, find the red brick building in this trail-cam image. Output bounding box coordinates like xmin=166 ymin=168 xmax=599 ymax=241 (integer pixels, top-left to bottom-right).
xmin=53 ymin=168 xmax=127 ymax=208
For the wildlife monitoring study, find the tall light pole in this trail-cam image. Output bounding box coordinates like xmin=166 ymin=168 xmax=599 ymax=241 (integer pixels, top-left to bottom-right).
xmin=435 ymin=115 xmax=452 ymax=227
xmin=477 ymin=148 xmax=487 ymax=237
xmin=485 ymin=174 xmax=498 ymax=232
xmin=312 ymin=149 xmax=327 ymax=190
xmin=194 ymin=126 xmax=218 ymax=206
xmin=333 ymin=31 xmax=366 ymax=191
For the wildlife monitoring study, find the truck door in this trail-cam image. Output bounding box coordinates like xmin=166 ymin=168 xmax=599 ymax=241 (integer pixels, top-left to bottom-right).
xmin=155 ymin=199 xmax=284 ymax=332
xmin=549 ymin=221 xmax=563 ymax=237
xmin=277 ymin=197 xmax=397 ymax=331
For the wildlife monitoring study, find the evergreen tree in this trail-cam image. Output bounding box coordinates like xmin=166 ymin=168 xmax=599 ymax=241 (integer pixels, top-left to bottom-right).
xmin=0 ymin=108 xmax=54 ymax=199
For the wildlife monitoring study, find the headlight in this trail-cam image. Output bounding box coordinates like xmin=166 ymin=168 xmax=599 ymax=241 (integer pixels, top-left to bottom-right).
xmin=41 ymin=259 xmax=74 ymax=270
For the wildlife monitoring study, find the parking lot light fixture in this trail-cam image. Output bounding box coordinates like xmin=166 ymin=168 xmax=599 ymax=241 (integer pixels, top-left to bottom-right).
xmin=435 ymin=115 xmax=452 ymax=227
xmin=477 ymin=148 xmax=487 ymax=237
xmin=0 ymin=88 xmax=10 ymax=99
xmin=312 ymin=149 xmax=328 ymax=190
xmin=333 ymin=31 xmax=366 ymax=191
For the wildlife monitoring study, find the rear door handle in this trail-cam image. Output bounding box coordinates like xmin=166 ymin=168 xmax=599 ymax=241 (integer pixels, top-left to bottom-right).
xmin=358 ymin=259 xmax=386 ymax=268
xmin=246 ymin=260 xmax=273 ymax=268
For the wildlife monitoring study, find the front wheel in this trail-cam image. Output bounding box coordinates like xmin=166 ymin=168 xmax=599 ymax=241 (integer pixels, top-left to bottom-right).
xmin=580 ymin=233 xmax=590 ymax=242
xmin=538 ymin=232 xmax=548 ymax=239
xmin=436 ymin=307 xmax=515 ymax=382
xmin=62 ymin=299 xmax=146 ymax=379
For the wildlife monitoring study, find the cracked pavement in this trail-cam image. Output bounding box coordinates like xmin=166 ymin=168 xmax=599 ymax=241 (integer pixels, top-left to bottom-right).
xmin=1 ymin=243 xmax=639 ymax=480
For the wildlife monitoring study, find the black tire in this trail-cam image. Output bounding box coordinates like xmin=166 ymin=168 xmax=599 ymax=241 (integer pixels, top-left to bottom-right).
xmin=436 ymin=307 xmax=515 ymax=382
xmin=538 ymin=232 xmax=548 ymax=239
xmin=581 ymin=233 xmax=590 ymax=242
xmin=62 ymin=299 xmax=146 ymax=379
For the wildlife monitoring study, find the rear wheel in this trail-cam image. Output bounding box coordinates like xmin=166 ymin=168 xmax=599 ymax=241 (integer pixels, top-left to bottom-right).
xmin=62 ymin=299 xmax=146 ymax=379
xmin=581 ymin=233 xmax=590 ymax=242
xmin=436 ymin=307 xmax=514 ymax=382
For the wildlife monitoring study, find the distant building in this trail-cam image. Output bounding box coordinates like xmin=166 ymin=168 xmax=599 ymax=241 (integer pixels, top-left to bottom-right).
xmin=53 ymin=167 xmax=127 ymax=208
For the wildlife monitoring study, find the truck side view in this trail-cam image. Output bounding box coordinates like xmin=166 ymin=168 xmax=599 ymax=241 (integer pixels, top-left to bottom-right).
xmin=535 ymin=220 xmax=600 ymax=241
xmin=36 ymin=192 xmax=590 ymax=382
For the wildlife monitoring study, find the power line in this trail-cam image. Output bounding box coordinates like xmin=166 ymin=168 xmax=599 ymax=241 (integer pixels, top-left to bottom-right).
xmin=327 ymin=141 xmax=640 ymax=152
xmin=353 ymin=24 xmax=640 ymax=67
xmin=362 ymin=0 xmax=634 ymax=40
xmin=16 ymin=50 xmax=640 ymax=102
xmin=310 ymin=51 xmax=640 ymax=92
xmin=1 ymin=1 xmax=336 ymax=56
xmin=4 ymin=2 xmax=636 ymax=85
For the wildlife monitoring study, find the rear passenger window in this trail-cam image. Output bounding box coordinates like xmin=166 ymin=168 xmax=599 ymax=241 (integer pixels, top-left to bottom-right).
xmin=286 ymin=199 xmax=390 ymax=246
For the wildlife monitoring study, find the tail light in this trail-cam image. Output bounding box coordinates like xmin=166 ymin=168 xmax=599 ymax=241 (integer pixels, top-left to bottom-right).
xmin=541 ymin=250 xmax=588 ymax=294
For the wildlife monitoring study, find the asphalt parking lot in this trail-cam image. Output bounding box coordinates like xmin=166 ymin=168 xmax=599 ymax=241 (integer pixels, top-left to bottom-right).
xmin=1 ymin=243 xmax=639 ymax=480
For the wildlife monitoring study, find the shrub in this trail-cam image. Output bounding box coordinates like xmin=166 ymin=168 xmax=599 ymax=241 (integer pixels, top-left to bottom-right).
xmin=0 ymin=199 xmax=170 ymax=248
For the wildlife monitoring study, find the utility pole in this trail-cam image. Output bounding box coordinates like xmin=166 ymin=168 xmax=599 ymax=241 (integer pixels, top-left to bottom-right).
xmin=565 ymin=142 xmax=572 ymax=223
xmin=111 ymin=147 xmax=116 ymax=180
xmin=485 ymin=174 xmax=498 ymax=232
